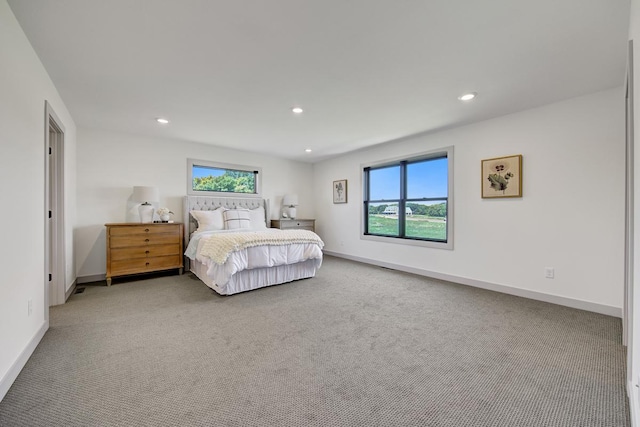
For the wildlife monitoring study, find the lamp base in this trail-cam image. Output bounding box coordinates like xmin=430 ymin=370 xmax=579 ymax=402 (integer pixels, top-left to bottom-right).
xmin=288 ymin=207 xmax=297 ymax=219
xmin=138 ymin=204 xmax=154 ymax=223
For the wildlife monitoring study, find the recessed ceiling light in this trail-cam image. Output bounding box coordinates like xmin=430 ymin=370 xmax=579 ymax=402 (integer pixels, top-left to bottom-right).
xmin=292 ymin=107 xmax=304 ymax=114
xmin=156 ymin=118 xmax=170 ymax=124
xmin=305 ymin=148 xmax=312 ymax=153
xmin=458 ymin=92 xmax=477 ymax=102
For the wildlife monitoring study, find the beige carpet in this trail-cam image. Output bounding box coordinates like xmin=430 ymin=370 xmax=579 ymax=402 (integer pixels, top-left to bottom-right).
xmin=0 ymin=256 xmax=630 ymax=426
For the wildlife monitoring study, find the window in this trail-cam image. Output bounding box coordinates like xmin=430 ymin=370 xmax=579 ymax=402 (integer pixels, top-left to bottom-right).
xmin=187 ymin=159 xmax=261 ymax=197
xmin=362 ymin=147 xmax=452 ymax=249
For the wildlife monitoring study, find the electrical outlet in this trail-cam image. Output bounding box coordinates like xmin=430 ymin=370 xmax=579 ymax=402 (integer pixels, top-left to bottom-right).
xmin=28 ymin=299 xmax=33 ymax=316
xmin=545 ymin=267 xmax=555 ymax=279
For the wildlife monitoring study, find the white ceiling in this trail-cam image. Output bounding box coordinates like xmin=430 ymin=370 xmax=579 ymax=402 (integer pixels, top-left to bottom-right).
xmin=8 ymin=0 xmax=630 ymax=162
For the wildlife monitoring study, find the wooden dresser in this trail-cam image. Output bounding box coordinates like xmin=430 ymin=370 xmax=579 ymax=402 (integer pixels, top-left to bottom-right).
xmin=105 ymin=223 xmax=183 ymax=286
xmin=270 ymin=219 xmax=315 ymax=232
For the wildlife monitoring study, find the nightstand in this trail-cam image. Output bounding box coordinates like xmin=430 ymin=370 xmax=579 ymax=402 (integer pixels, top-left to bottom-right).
xmin=105 ymin=223 xmax=184 ymax=286
xmin=271 ymin=219 xmax=315 ymax=232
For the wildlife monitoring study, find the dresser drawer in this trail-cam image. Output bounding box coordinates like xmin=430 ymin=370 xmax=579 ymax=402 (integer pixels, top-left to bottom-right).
xmin=109 ymin=225 xmax=180 ymax=236
xmin=110 ymin=244 xmax=181 ymax=261
xmin=288 ymin=222 xmax=314 ymax=231
xmin=110 ymin=233 xmax=180 ymax=248
xmin=110 ymin=255 xmax=183 ymax=276
xmin=282 ymin=220 xmax=314 ymax=230
xmin=271 ymin=219 xmax=315 ymax=232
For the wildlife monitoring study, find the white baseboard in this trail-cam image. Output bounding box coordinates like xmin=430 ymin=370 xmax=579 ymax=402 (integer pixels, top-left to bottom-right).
xmin=323 ymin=251 xmax=622 ymax=318
xmin=0 ymin=320 xmax=48 ymax=402
xmin=629 ymin=379 xmax=639 ymax=427
xmin=65 ymin=278 xmax=77 ymax=301
xmin=77 ymin=274 xmax=106 ymax=284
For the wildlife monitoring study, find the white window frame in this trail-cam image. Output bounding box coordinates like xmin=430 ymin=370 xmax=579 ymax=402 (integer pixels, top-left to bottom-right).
xmin=187 ymin=158 xmax=262 ymax=197
xmin=360 ymin=146 xmax=454 ymax=250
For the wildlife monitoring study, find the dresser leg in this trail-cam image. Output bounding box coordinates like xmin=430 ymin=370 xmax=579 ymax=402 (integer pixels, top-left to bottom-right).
xmin=179 ymin=267 xmax=183 ymax=275
xmin=106 ymin=278 xmax=112 ymax=286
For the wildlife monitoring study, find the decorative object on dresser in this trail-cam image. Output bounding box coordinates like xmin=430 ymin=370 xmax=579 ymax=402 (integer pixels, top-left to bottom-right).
xmin=282 ymin=194 xmax=299 ymax=219
xmin=132 ymin=186 xmax=159 ymax=223
xmin=271 ymin=218 xmax=315 ymax=232
xmin=156 ymin=207 xmax=173 ymax=222
xmin=105 ymin=223 xmax=183 ymax=286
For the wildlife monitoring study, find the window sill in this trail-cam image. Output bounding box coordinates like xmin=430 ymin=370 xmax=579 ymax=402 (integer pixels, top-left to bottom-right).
xmin=361 ymin=233 xmax=453 ymax=250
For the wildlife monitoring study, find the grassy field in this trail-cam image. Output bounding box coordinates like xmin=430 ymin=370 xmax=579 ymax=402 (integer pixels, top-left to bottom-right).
xmin=368 ymin=214 xmax=446 ymax=240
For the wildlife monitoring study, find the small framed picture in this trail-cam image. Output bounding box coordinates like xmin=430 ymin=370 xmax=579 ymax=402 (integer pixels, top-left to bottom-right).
xmin=481 ymin=155 xmax=522 ymax=198
xmin=333 ymin=179 xmax=347 ymax=204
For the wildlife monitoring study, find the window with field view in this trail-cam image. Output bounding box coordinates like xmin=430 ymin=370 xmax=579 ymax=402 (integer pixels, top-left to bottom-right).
xmin=363 ymin=148 xmax=452 ymax=248
xmin=187 ymin=159 xmax=261 ymax=196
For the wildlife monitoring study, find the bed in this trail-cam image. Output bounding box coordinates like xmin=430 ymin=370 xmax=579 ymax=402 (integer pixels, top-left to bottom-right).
xmin=183 ymin=196 xmax=324 ymax=295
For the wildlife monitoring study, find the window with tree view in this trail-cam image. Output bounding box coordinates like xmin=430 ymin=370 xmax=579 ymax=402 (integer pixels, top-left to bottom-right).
xmin=188 ymin=159 xmax=261 ymax=196
xmin=364 ymin=151 xmax=450 ymax=245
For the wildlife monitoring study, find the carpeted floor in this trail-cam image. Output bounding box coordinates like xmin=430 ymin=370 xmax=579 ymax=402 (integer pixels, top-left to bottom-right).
xmin=0 ymin=256 xmax=630 ymax=426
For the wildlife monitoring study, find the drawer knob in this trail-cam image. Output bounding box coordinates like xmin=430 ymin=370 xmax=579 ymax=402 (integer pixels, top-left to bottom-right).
xmin=145 ymin=262 xmax=150 ymax=266
xmin=144 ymin=228 xmax=150 ymax=232
xmin=145 ymin=238 xmax=150 ymax=242
xmin=145 ymin=250 xmax=150 ymax=254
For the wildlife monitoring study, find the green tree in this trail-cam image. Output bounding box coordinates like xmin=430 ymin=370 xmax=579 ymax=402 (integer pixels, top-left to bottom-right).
xmin=369 ymin=204 xmax=389 ymax=214
xmin=193 ymin=171 xmax=256 ymax=193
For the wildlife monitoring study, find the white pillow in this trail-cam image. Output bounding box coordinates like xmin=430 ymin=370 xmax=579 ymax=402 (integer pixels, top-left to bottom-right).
xmin=191 ymin=208 xmax=225 ymax=232
xmin=223 ymin=209 xmax=251 ymax=230
xmin=248 ymin=206 xmax=267 ymax=230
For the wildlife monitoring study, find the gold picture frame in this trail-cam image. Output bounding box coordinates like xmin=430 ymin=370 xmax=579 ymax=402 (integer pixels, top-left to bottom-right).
xmin=481 ymin=154 xmax=522 ymax=198
xmin=333 ymin=179 xmax=347 ymax=203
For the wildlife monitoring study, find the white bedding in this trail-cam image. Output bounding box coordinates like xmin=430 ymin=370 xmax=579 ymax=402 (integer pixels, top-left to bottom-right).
xmin=185 ymin=228 xmax=324 ymax=294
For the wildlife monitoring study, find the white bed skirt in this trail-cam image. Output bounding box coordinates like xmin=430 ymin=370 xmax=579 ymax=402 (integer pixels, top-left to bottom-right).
xmin=190 ymin=258 xmax=321 ymax=295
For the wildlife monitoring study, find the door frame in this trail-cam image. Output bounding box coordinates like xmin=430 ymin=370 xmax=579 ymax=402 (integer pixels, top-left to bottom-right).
xmin=44 ymin=101 xmax=66 ymax=310
xmin=626 ymin=40 xmax=634 ymax=349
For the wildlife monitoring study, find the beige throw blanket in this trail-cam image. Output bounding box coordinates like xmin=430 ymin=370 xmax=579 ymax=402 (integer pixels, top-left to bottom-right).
xmin=199 ymin=229 xmax=324 ymax=265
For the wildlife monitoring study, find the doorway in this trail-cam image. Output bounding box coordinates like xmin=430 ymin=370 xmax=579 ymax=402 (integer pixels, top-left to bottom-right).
xmin=45 ymin=101 xmax=66 ymax=309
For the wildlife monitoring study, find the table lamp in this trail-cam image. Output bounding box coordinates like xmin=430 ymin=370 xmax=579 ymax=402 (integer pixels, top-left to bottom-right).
xmin=283 ymin=194 xmax=298 ymax=219
xmin=133 ymin=186 xmax=159 ymax=223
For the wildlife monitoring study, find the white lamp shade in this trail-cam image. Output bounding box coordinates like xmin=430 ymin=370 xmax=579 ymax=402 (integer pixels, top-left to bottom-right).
xmin=283 ymin=194 xmax=298 ymax=206
xmin=133 ymin=186 xmax=159 ymax=203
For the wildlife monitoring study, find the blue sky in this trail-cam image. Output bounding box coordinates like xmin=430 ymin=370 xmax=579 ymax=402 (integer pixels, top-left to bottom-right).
xmin=370 ymin=158 xmax=447 ymax=200
xmin=193 ymin=166 xmax=225 ymax=179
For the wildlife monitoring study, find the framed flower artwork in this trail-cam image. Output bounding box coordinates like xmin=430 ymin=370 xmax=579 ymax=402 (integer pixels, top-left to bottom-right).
xmin=333 ymin=179 xmax=347 ymax=203
xmin=481 ymin=155 xmax=522 ymax=198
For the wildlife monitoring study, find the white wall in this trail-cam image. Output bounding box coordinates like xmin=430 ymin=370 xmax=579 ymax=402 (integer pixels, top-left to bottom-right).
xmin=75 ymin=128 xmax=314 ymax=278
xmin=0 ymin=0 xmax=77 ymax=399
xmin=314 ymin=88 xmax=625 ymax=315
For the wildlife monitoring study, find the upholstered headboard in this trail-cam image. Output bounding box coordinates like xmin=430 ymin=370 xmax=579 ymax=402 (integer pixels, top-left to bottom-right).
xmin=182 ymin=196 xmax=270 ymax=264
